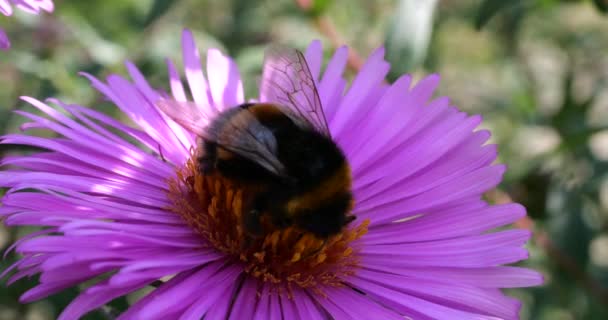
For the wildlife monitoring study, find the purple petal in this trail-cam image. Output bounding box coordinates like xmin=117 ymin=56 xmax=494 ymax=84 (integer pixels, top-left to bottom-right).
xmin=58 ymin=280 xmax=150 ymax=320
xmin=228 ymin=278 xmax=259 ymax=320
xmin=124 ymin=261 xmax=229 ymax=319
xmin=357 ymin=165 xmax=506 ymax=224
xmin=0 ymin=0 xmax=12 ymax=15
xmin=125 ymin=61 xmax=194 ymax=154
xmin=322 ymin=286 xmax=405 ymax=320
xmin=331 ymin=47 xmax=390 ymax=138
xmin=350 ymin=270 xmax=522 ymax=319
xmin=253 ymin=283 xmax=271 ymax=320
xmin=360 ymin=265 xmax=543 ymax=288
xmin=292 ymin=288 xmax=325 ymax=320
xmin=0 ymin=27 xmax=10 ymax=49
xmin=206 ymin=48 xmax=244 ymax=110
xmin=366 ymin=203 xmax=526 ymax=243
xmin=318 ymin=46 xmax=348 ymax=120
xmin=349 ymin=276 xmax=503 ymax=320
xmin=166 ymin=58 xmax=188 ymax=101
xmin=304 ymin=39 xmax=323 ymax=81
xmin=181 ymin=29 xmax=212 ymax=109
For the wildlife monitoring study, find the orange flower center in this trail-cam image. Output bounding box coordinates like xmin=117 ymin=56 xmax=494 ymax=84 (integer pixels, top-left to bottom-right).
xmin=167 ymin=154 xmax=369 ymax=294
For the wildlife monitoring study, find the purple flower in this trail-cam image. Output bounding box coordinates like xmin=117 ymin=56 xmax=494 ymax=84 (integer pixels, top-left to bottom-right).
xmin=0 ymin=0 xmax=54 ymax=50
xmin=0 ymin=29 xmax=542 ymax=319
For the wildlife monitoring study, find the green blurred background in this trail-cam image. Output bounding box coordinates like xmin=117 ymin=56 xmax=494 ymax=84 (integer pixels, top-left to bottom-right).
xmin=1 ymin=0 xmax=608 ymax=319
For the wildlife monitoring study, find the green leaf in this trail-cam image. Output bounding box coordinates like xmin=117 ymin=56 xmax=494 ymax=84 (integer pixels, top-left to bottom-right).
xmin=142 ymin=0 xmax=179 ymax=27
xmin=593 ymin=0 xmax=608 ymax=14
xmin=547 ymin=188 xmax=595 ymax=271
xmin=296 ymin=0 xmax=333 ymax=17
xmin=310 ymin=0 xmax=333 ymax=16
xmin=475 ymin=0 xmax=523 ymax=30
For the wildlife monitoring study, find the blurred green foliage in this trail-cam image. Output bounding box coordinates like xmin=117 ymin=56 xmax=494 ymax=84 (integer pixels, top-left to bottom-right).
xmin=1 ymin=0 xmax=608 ymax=319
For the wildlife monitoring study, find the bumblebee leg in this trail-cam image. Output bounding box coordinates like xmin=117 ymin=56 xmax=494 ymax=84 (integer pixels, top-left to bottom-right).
xmin=344 ymin=215 xmax=357 ymax=225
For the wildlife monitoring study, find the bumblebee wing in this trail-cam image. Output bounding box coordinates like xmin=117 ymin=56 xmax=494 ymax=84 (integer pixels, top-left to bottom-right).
xmin=205 ymin=108 xmax=286 ymax=176
xmin=158 ymin=99 xmax=285 ymax=176
xmin=260 ymin=47 xmax=331 ymax=137
xmin=156 ymin=98 xmax=215 ymax=136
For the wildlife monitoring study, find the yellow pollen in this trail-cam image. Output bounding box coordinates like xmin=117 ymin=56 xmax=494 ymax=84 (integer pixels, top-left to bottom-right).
xmin=166 ymin=154 xmax=369 ymax=294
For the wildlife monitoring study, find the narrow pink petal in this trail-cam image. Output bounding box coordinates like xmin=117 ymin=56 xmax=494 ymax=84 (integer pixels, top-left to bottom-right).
xmin=21 ymin=280 xmax=92 ymax=303
xmin=13 ymin=101 xmax=171 ymax=178
xmin=322 ymin=286 xmax=405 ymax=320
xmin=353 ymin=110 xmax=476 ymax=194
xmin=292 ymin=288 xmax=325 ymax=320
xmin=13 ymin=0 xmax=41 ymax=14
xmin=319 ymin=46 xmax=348 ymax=120
xmin=166 ymin=58 xmax=188 ymax=101
xmin=0 ymin=171 xmax=169 ymax=207
xmin=2 ymin=189 xmax=180 ymax=224
xmin=0 ymin=0 xmax=12 ymax=15
xmin=310 ymin=291 xmax=354 ymax=320
xmin=61 ymin=104 xmax=167 ymax=167
xmin=0 ymin=28 xmax=10 ymax=49
xmin=346 ymin=74 xmax=412 ymax=159
xmin=60 ymin=220 xmax=194 ymax=238
xmin=304 ymin=40 xmax=323 ymax=81
xmin=119 ymin=251 xmax=218 ymax=274
xmin=228 ymin=278 xmax=258 ymax=320
xmin=58 ymin=280 xmax=150 ymax=320
xmin=359 ymin=165 xmax=506 ymax=224
xmin=352 ymin=95 xmax=448 ymax=174
xmin=179 ymin=285 xmax=233 ymax=320
xmin=39 ymin=97 xmax=163 ymax=159
xmin=181 ymin=29 xmax=212 ymax=109
xmin=2 ymin=228 xmax=55 ymax=259
xmin=116 ymin=271 xmax=195 ymax=320
xmin=37 ymin=0 xmax=54 ymax=12
xmin=331 ymin=47 xmax=389 ymax=138
xmin=361 ymin=230 xmax=531 ymax=255
xmin=350 ymin=271 xmax=521 ymax=319
xmin=277 ymin=291 xmax=299 ymax=320
xmin=2 ymin=153 xmax=165 ymax=189
xmin=253 ymin=283 xmax=270 ymax=320
xmin=22 ymin=0 xmax=54 ymax=12
xmin=133 ymin=262 xmax=227 ymax=319
xmin=105 ymin=75 xmax=187 ymax=163
xmin=206 ymin=48 xmax=244 ymax=110
xmin=366 ymin=203 xmax=526 ymax=243
xmin=361 ymin=265 xmax=544 ymax=288
xmin=80 ymin=73 xmax=184 ymax=164
xmin=349 ymin=276 xmax=502 ymax=320
xmin=203 ymin=274 xmax=240 ymax=320
xmin=269 ymin=293 xmax=283 ymax=320
xmin=39 ymin=263 xmax=113 ymax=286
xmin=125 ymin=61 xmax=194 ymax=154
xmin=362 ymin=247 xmax=529 ymax=268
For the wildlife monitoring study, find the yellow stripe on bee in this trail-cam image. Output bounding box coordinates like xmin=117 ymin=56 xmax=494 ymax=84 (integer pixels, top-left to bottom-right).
xmin=216 ymin=147 xmax=233 ymax=161
xmin=247 ymin=103 xmax=284 ymax=120
xmin=286 ymin=163 xmax=352 ymax=215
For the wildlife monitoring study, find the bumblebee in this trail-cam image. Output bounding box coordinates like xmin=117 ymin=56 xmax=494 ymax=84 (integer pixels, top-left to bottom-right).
xmin=158 ymin=47 xmax=355 ymax=239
